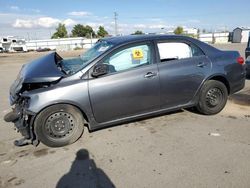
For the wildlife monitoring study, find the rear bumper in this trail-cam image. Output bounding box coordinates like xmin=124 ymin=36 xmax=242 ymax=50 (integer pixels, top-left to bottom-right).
xmin=229 ymin=70 xmax=246 ymax=94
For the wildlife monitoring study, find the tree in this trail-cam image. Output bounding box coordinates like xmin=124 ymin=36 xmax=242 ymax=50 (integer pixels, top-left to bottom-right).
xmin=85 ymin=25 xmax=96 ymax=38
xmin=71 ymin=24 xmax=86 ymax=37
xmin=97 ymin=26 xmax=109 ymax=37
xmin=131 ymin=30 xmax=144 ymax=35
xmin=174 ymin=26 xmax=184 ymax=35
xmin=202 ymin=29 xmax=206 ymax=33
xmin=51 ymin=23 xmax=68 ymax=39
xmin=71 ymin=24 xmax=96 ymax=38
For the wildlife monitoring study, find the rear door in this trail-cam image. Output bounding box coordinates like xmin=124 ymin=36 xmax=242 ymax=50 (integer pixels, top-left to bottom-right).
xmin=88 ymin=42 xmax=161 ymax=123
xmin=156 ymin=40 xmax=212 ymax=108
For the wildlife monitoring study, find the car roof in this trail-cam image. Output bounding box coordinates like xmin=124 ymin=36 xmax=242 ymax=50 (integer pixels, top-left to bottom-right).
xmin=102 ymin=34 xmax=196 ymax=45
xmin=101 ymin=34 xmax=220 ymax=55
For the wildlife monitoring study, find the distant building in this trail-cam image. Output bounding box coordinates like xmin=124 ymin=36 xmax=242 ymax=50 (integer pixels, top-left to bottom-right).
xmin=183 ymin=28 xmax=198 ymax=36
xmin=165 ymin=27 xmax=198 ymax=36
xmin=232 ymin=27 xmax=250 ymax=43
xmin=199 ymin=32 xmax=229 ymax=44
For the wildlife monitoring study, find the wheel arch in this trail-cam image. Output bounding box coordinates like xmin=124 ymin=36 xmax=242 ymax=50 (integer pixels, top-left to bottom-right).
xmin=33 ymin=102 xmax=90 ymax=128
xmin=207 ymin=75 xmax=230 ymax=94
xmin=192 ymin=74 xmax=230 ymax=105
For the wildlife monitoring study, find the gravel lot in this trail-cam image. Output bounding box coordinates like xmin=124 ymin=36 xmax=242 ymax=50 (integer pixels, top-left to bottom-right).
xmin=0 ymin=44 xmax=250 ymax=188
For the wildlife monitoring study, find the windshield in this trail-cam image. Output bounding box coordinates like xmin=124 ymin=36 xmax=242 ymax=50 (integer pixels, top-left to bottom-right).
xmin=80 ymin=40 xmax=113 ymax=64
xmin=59 ymin=40 xmax=113 ymax=75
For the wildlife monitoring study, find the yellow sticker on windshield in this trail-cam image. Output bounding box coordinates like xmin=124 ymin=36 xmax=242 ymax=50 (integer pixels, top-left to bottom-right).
xmin=132 ymin=49 xmax=144 ymax=60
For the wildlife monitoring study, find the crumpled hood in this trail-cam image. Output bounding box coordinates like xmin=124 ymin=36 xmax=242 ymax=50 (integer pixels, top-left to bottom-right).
xmin=10 ymin=52 xmax=65 ymax=104
xmin=21 ymin=52 xmax=64 ymax=83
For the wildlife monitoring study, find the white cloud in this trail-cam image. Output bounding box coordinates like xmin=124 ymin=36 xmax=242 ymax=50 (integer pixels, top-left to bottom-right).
xmin=10 ymin=6 xmax=20 ymax=11
xmin=9 ymin=6 xmax=40 ymax=13
xmin=12 ymin=19 xmax=34 ymax=28
xmin=68 ymin=11 xmax=91 ymax=16
xmin=12 ymin=17 xmax=76 ymax=28
xmin=0 ymin=13 xmax=10 ymax=16
xmin=133 ymin=24 xmax=147 ymax=29
xmin=86 ymin=22 xmax=102 ymax=27
xmin=84 ymin=22 xmax=105 ymax=31
xmin=149 ymin=24 xmax=168 ymax=29
xmin=63 ymin=19 xmax=77 ymax=27
xmin=119 ymin=23 xmax=129 ymax=27
xmin=37 ymin=17 xmax=60 ymax=28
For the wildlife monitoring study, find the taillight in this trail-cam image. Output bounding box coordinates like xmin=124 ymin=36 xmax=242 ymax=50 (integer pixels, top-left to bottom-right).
xmin=237 ymin=57 xmax=245 ymax=65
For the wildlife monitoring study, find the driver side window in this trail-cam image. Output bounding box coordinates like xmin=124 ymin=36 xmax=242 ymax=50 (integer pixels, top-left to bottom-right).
xmin=103 ymin=44 xmax=152 ymax=73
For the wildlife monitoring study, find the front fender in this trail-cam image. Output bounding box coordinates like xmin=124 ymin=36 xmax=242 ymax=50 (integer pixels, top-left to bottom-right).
xmin=22 ymin=81 xmax=93 ymax=122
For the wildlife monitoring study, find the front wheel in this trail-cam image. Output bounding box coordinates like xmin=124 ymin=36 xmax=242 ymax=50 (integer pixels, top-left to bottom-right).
xmin=196 ymin=80 xmax=228 ymax=115
xmin=34 ymin=104 xmax=85 ymax=147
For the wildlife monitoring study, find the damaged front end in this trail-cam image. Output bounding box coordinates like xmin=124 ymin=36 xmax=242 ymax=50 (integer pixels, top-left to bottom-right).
xmin=4 ymin=97 xmax=39 ymax=147
xmin=5 ymin=81 xmax=56 ymax=147
xmin=4 ymin=52 xmax=65 ymax=147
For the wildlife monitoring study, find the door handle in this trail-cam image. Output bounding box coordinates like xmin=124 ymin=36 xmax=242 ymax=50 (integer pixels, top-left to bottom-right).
xmin=197 ymin=62 xmax=206 ymax=67
xmin=144 ymin=72 xmax=157 ymax=78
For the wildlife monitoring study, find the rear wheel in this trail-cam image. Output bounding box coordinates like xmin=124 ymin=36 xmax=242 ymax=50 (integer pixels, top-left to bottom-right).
xmin=34 ymin=104 xmax=85 ymax=147
xmin=196 ymin=80 xmax=228 ymax=115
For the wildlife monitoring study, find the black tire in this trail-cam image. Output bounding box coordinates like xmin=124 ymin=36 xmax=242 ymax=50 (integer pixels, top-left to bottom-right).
xmin=196 ymin=80 xmax=228 ymax=115
xmin=34 ymin=104 xmax=85 ymax=147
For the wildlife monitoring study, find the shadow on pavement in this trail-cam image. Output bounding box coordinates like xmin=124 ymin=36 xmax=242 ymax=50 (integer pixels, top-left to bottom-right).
xmin=56 ymin=149 xmax=115 ymax=188
xmin=229 ymin=89 xmax=250 ymax=106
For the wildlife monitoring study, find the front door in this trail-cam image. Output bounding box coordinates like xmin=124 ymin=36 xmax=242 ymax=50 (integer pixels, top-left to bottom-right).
xmin=88 ymin=42 xmax=160 ymax=123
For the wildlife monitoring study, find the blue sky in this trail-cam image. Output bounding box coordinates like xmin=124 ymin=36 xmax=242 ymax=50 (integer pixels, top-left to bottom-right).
xmin=0 ymin=0 xmax=249 ymax=39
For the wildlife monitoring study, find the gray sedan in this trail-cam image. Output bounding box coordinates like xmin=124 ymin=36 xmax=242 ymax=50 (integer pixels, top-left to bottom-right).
xmin=4 ymin=35 xmax=246 ymax=147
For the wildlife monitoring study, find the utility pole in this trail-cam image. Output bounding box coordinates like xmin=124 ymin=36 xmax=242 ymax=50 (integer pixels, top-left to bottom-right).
xmin=114 ymin=12 xmax=118 ymax=36
xmin=27 ymin=32 xmax=30 ymax=41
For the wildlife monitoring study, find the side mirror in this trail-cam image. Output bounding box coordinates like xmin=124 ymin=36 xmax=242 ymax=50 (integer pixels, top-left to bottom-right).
xmin=91 ymin=64 xmax=109 ymax=77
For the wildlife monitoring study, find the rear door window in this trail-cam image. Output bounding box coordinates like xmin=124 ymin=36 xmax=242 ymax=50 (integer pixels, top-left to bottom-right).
xmin=157 ymin=42 xmax=204 ymax=62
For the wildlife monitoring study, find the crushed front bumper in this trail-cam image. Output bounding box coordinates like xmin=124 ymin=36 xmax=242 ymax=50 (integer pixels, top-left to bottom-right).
xmin=4 ymin=99 xmax=39 ymax=147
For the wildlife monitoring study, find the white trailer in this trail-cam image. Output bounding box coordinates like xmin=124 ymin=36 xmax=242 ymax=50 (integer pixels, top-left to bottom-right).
xmin=0 ymin=36 xmax=27 ymax=52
